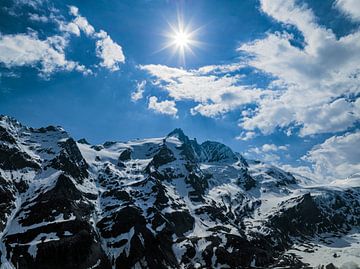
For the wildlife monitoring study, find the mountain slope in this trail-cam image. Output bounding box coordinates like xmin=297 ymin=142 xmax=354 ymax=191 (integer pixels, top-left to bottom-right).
xmin=0 ymin=116 xmax=359 ymax=269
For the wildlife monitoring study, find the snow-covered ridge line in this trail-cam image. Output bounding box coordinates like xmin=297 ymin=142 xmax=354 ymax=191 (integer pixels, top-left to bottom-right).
xmin=0 ymin=115 xmax=359 ymax=269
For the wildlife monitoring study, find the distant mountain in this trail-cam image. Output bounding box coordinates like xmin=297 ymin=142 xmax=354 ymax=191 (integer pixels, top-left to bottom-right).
xmin=0 ymin=115 xmax=359 ymax=269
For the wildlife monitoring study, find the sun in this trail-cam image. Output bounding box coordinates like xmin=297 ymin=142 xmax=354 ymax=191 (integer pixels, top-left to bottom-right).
xmin=157 ymin=12 xmax=203 ymax=66
xmin=166 ymin=24 xmax=197 ymax=65
xmin=173 ymin=31 xmax=190 ymax=48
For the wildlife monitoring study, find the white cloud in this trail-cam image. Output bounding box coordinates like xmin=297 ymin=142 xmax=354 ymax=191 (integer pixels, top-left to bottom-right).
xmin=28 ymin=13 xmax=48 ymax=23
xmin=2 ymin=4 xmax=125 ymax=76
xmin=61 ymin=6 xmax=125 ymax=71
xmin=262 ymin=153 xmax=281 ymax=163
xmin=59 ymin=21 xmax=80 ymax=36
xmin=280 ymin=164 xmax=320 ymax=182
xmin=69 ymin=6 xmax=79 ymax=16
xmin=237 ymin=0 xmax=360 ymax=136
xmin=249 ymin=143 xmax=287 ymax=154
xmin=141 ymin=0 xmax=360 ymax=139
xmin=262 ymin=143 xmax=287 ymax=152
xmin=73 ymin=15 xmax=95 ymax=37
xmin=95 ymin=31 xmax=125 ymax=71
xmin=245 ymin=142 xmax=289 ymax=165
xmin=235 ymin=131 xmax=256 ymax=141
xmin=298 ymin=98 xmax=358 ymax=136
xmin=131 ymin=80 xmax=146 ymax=102
xmin=148 ymin=96 xmax=178 ymax=117
xmin=336 ymin=0 xmax=360 ymax=22
xmin=140 ymin=64 xmax=269 ymax=117
xmin=278 ymin=145 xmax=288 ymax=151
xmin=66 ymin=6 xmax=94 ymax=36
xmin=0 ymin=33 xmax=90 ymax=76
xmin=304 ymin=131 xmax=360 ymax=180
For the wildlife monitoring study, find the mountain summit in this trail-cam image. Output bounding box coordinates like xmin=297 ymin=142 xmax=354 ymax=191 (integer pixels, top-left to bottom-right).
xmin=0 ymin=116 xmax=359 ymax=269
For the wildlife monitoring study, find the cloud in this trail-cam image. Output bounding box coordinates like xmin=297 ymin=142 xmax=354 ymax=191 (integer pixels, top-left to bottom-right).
xmin=262 ymin=143 xmax=287 ymax=152
xmin=336 ymin=0 xmax=360 ymax=22
xmin=0 ymin=33 xmax=90 ymax=76
xmin=280 ymin=164 xmax=320 ymax=182
xmin=262 ymin=153 xmax=281 ymax=163
xmin=131 ymin=80 xmax=146 ymax=102
xmin=235 ymin=131 xmax=256 ymax=141
xmin=148 ymin=96 xmax=178 ymax=117
xmin=62 ymin=6 xmax=125 ymax=71
xmin=141 ymin=0 xmax=360 ymax=139
xmin=69 ymin=6 xmax=79 ymax=16
xmin=59 ymin=21 xmax=80 ymax=36
xmin=245 ymin=143 xmax=288 ymax=165
xmin=56 ymin=6 xmax=95 ymax=37
xmin=304 ymin=131 xmax=360 ymax=180
xmin=140 ymin=64 xmax=269 ymax=117
xmin=28 ymin=13 xmax=48 ymax=22
xmin=68 ymin=6 xmax=95 ymax=36
xmin=2 ymin=2 xmax=126 ymax=76
xmin=72 ymin=14 xmax=95 ymax=37
xmin=95 ymin=31 xmax=125 ymax=71
xmin=248 ymin=143 xmax=287 ymax=154
xmin=237 ymin=0 xmax=360 ymax=136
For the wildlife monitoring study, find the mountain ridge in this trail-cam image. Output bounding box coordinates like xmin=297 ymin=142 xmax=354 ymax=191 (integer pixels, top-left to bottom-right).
xmin=0 ymin=115 xmax=359 ymax=269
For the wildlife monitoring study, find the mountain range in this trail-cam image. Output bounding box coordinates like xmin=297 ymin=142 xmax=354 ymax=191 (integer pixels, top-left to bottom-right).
xmin=0 ymin=115 xmax=359 ymax=269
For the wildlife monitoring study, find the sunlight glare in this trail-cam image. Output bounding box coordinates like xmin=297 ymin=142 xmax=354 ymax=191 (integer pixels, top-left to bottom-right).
xmin=156 ymin=11 xmax=203 ymax=66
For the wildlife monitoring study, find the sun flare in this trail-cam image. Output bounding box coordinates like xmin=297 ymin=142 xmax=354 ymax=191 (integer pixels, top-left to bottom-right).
xmin=173 ymin=31 xmax=191 ymax=48
xmin=157 ymin=13 xmax=203 ymax=66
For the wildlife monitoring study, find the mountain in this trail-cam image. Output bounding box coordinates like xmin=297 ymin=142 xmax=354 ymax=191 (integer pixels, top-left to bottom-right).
xmin=0 ymin=115 xmax=359 ymax=269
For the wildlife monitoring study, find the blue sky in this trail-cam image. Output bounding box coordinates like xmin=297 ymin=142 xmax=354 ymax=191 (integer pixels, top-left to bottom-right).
xmin=0 ymin=0 xmax=359 ymax=181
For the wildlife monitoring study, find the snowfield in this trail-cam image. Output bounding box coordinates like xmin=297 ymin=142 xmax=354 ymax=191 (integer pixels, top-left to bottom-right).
xmin=0 ymin=116 xmax=359 ymax=269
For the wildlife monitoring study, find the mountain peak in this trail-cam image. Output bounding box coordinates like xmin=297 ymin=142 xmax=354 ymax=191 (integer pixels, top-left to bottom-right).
xmin=167 ymin=128 xmax=189 ymax=142
xmin=0 ymin=115 xmax=23 ymax=131
xmin=1 ymin=115 xmax=358 ymax=269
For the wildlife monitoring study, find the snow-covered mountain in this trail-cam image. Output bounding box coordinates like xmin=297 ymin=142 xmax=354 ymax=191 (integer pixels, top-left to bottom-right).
xmin=0 ymin=115 xmax=359 ymax=269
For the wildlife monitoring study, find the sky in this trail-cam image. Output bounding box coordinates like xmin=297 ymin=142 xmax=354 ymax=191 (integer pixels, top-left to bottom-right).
xmin=0 ymin=0 xmax=359 ymax=181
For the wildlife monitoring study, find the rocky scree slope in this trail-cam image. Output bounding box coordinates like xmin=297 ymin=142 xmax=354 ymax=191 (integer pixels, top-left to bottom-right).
xmin=0 ymin=116 xmax=359 ymax=269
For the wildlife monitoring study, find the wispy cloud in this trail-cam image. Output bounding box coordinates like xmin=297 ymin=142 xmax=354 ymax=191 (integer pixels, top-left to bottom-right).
xmin=248 ymin=143 xmax=288 ymax=154
xmin=131 ymin=80 xmax=147 ymax=102
xmin=140 ymin=64 xmax=269 ymax=117
xmin=95 ymin=31 xmax=125 ymax=71
xmin=235 ymin=131 xmax=256 ymax=141
xmin=148 ymin=96 xmax=178 ymax=117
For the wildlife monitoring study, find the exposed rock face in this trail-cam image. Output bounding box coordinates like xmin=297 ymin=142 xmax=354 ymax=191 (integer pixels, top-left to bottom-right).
xmin=0 ymin=145 xmax=40 ymax=170
xmin=0 ymin=117 xmax=359 ymax=269
xmin=50 ymin=138 xmax=89 ymax=182
xmin=200 ymin=141 xmax=238 ymax=163
xmin=118 ymin=148 xmax=132 ymax=162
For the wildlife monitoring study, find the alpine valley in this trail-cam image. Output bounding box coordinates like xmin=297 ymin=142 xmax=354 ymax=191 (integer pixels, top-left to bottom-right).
xmin=0 ymin=115 xmax=359 ymax=269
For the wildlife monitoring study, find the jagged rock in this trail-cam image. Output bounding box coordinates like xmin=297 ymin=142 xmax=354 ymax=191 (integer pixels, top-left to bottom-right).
xmin=165 ymin=211 xmax=194 ymax=236
xmin=151 ymin=145 xmax=176 ymax=168
xmin=0 ymin=144 xmax=40 ymax=170
xmin=201 ymin=141 xmax=238 ymax=162
xmin=50 ymin=138 xmax=88 ymax=181
xmin=36 ymin=125 xmax=59 ymax=133
xmin=0 ymin=125 xmax=16 ymax=144
xmin=118 ymin=148 xmax=132 ymax=162
xmin=77 ymin=138 xmax=90 ymax=145
xmin=0 ymin=116 xmax=359 ymax=269
xmin=237 ymin=168 xmax=256 ymax=190
xmin=0 ymin=176 xmax=16 ymax=230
